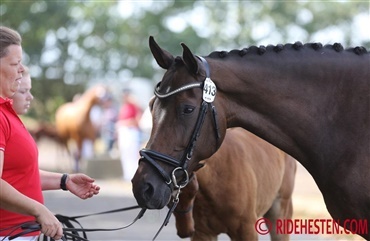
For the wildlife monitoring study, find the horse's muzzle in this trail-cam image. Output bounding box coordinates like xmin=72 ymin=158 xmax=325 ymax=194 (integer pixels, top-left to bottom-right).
xmin=132 ymin=168 xmax=172 ymax=209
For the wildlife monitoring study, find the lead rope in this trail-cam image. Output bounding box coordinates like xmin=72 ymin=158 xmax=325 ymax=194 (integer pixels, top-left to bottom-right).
xmin=3 ymin=206 xmax=146 ymax=241
xmin=152 ymin=166 xmax=189 ymax=240
xmin=152 ymin=188 xmax=182 ymax=241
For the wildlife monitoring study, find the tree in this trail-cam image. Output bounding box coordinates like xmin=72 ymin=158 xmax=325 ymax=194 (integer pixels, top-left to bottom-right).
xmin=1 ymin=0 xmax=368 ymax=122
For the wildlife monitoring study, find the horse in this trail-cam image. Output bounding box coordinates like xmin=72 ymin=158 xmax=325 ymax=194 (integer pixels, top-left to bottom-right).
xmin=29 ymin=122 xmax=75 ymax=170
xmin=131 ymin=37 xmax=369 ymax=239
xmin=55 ymin=84 xmax=108 ymax=172
xmin=30 ymin=122 xmax=67 ymax=148
xmin=172 ymin=128 xmax=296 ymax=241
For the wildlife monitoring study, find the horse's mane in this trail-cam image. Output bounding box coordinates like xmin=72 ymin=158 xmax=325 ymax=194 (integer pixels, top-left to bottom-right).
xmin=208 ymin=42 xmax=368 ymax=59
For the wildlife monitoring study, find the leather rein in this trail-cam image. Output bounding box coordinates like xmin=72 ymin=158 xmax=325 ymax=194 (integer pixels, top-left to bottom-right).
xmin=1 ymin=205 xmax=145 ymax=241
xmin=139 ymin=56 xmax=220 ymax=239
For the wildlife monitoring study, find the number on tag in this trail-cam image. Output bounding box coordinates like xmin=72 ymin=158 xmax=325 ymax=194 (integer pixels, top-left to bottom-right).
xmin=203 ymin=78 xmax=216 ymax=103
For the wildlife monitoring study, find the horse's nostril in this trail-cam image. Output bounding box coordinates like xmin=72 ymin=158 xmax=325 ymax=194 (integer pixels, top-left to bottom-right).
xmin=132 ymin=174 xmax=171 ymax=209
xmin=143 ymin=182 xmax=155 ymax=200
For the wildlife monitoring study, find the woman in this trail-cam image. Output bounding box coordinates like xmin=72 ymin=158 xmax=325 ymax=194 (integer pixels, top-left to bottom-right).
xmin=10 ymin=65 xmax=33 ymax=115
xmin=0 ymin=26 xmax=100 ymax=241
xmin=116 ymin=89 xmax=142 ymax=181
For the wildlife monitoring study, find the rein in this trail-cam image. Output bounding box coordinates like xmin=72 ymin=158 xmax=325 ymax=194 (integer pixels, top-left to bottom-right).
xmin=2 ymin=206 xmax=146 ymax=241
xmin=139 ymin=56 xmax=220 ymax=239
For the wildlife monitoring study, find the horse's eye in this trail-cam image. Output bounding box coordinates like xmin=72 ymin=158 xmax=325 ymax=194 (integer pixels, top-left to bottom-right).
xmin=183 ymin=105 xmax=195 ymax=114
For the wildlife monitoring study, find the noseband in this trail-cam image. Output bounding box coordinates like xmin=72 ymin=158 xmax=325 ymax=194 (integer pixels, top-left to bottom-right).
xmin=139 ymin=56 xmax=220 ymax=189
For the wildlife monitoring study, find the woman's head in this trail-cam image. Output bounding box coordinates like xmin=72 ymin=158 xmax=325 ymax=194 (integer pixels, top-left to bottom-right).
xmin=0 ymin=26 xmax=25 ymax=98
xmin=11 ymin=66 xmax=34 ymax=115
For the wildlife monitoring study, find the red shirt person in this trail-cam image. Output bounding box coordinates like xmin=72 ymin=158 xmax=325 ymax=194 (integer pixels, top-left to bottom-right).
xmin=0 ymin=26 xmax=100 ymax=240
xmin=116 ymin=89 xmax=142 ymax=181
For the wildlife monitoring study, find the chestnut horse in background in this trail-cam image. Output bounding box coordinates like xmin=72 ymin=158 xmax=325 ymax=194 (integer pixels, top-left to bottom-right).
xmin=55 ymin=85 xmax=108 ymax=172
xmin=173 ymin=128 xmax=296 ymax=241
xmin=132 ymin=37 xmax=369 ymax=240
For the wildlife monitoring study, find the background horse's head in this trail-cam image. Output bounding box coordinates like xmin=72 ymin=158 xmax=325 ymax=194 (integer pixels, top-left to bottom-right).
xmin=132 ymin=37 xmax=227 ymax=209
xmin=82 ymin=84 xmax=110 ymax=105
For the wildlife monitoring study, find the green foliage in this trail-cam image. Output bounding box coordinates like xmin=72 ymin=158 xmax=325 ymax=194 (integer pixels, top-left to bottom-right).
xmin=0 ymin=0 xmax=368 ymax=122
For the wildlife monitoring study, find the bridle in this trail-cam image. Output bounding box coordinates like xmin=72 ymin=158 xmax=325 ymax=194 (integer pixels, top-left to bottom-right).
xmin=139 ymin=56 xmax=220 ymax=239
xmin=139 ymin=56 xmax=220 ymax=191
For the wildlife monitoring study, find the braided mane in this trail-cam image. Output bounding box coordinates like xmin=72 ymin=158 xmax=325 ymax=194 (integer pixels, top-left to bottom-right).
xmin=208 ymin=42 xmax=368 ymax=59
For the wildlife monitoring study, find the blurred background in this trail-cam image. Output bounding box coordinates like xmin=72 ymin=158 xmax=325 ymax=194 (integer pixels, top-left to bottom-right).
xmin=1 ymin=1 xmax=368 ymax=240
xmin=1 ymin=0 xmax=369 ymax=124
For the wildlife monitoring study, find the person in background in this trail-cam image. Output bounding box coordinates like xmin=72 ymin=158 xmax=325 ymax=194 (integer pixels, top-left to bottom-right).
xmin=116 ymin=89 xmax=142 ymax=181
xmin=9 ymin=65 xmax=33 ymax=115
xmin=0 ymin=26 xmax=100 ymax=241
xmin=138 ymin=105 xmax=153 ymax=147
xmin=100 ymin=94 xmax=118 ymax=155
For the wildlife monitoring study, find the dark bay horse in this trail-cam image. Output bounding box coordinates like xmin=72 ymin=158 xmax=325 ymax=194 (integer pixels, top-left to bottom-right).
xmin=55 ymin=84 xmax=108 ymax=172
xmin=173 ymin=128 xmax=296 ymax=241
xmin=132 ymin=37 xmax=369 ymax=239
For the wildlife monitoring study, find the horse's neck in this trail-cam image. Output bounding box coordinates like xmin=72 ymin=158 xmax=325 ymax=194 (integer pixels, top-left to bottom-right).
xmin=75 ymin=92 xmax=97 ymax=117
xmin=212 ymin=50 xmax=369 ymax=175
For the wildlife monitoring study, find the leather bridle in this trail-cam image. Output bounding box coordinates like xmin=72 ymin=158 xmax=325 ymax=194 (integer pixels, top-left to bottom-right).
xmin=140 ymin=56 xmax=220 ymax=240
xmin=139 ymin=56 xmax=220 ymax=191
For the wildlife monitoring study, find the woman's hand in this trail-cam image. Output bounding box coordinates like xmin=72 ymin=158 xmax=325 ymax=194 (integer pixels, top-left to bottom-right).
xmin=66 ymin=174 xmax=100 ymax=199
xmin=34 ymin=205 xmax=63 ymax=240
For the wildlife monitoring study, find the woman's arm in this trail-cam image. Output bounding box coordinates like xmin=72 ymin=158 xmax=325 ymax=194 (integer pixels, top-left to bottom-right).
xmin=39 ymin=170 xmax=64 ymax=190
xmin=0 ymin=151 xmax=41 ymax=214
xmin=0 ymin=151 xmax=63 ymax=239
xmin=40 ymin=170 xmax=100 ymax=199
xmin=0 ymin=177 xmax=44 ymax=216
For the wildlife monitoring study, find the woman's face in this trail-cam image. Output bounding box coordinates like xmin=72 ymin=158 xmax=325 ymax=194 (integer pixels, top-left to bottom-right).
xmin=0 ymin=44 xmax=24 ymax=98
xmin=11 ymin=74 xmax=33 ymax=115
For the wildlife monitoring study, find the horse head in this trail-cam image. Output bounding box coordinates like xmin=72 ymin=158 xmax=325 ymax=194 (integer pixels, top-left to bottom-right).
xmin=131 ymin=36 xmax=227 ymax=209
xmin=87 ymin=84 xmax=110 ymax=105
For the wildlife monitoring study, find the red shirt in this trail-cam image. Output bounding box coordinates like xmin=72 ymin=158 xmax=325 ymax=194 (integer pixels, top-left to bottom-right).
xmin=0 ymin=97 xmax=42 ymax=237
xmin=118 ymin=102 xmax=139 ymax=121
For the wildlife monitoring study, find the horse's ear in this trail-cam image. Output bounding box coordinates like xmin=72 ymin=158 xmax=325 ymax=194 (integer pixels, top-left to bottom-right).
xmin=149 ymin=36 xmax=174 ymax=70
xmin=181 ymin=43 xmax=199 ymax=75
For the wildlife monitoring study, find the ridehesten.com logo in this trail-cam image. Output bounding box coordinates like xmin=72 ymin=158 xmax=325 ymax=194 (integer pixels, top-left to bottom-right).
xmin=255 ymin=218 xmax=368 ymax=236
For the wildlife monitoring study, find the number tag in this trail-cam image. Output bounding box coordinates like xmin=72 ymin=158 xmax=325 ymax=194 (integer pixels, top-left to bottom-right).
xmin=203 ymin=78 xmax=217 ymax=103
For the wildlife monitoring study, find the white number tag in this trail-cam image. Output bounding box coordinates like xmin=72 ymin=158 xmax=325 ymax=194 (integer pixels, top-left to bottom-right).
xmin=203 ymin=78 xmax=217 ymax=103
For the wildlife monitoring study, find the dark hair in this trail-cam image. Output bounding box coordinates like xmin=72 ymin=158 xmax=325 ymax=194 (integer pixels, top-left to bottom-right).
xmin=0 ymin=26 xmax=22 ymax=58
